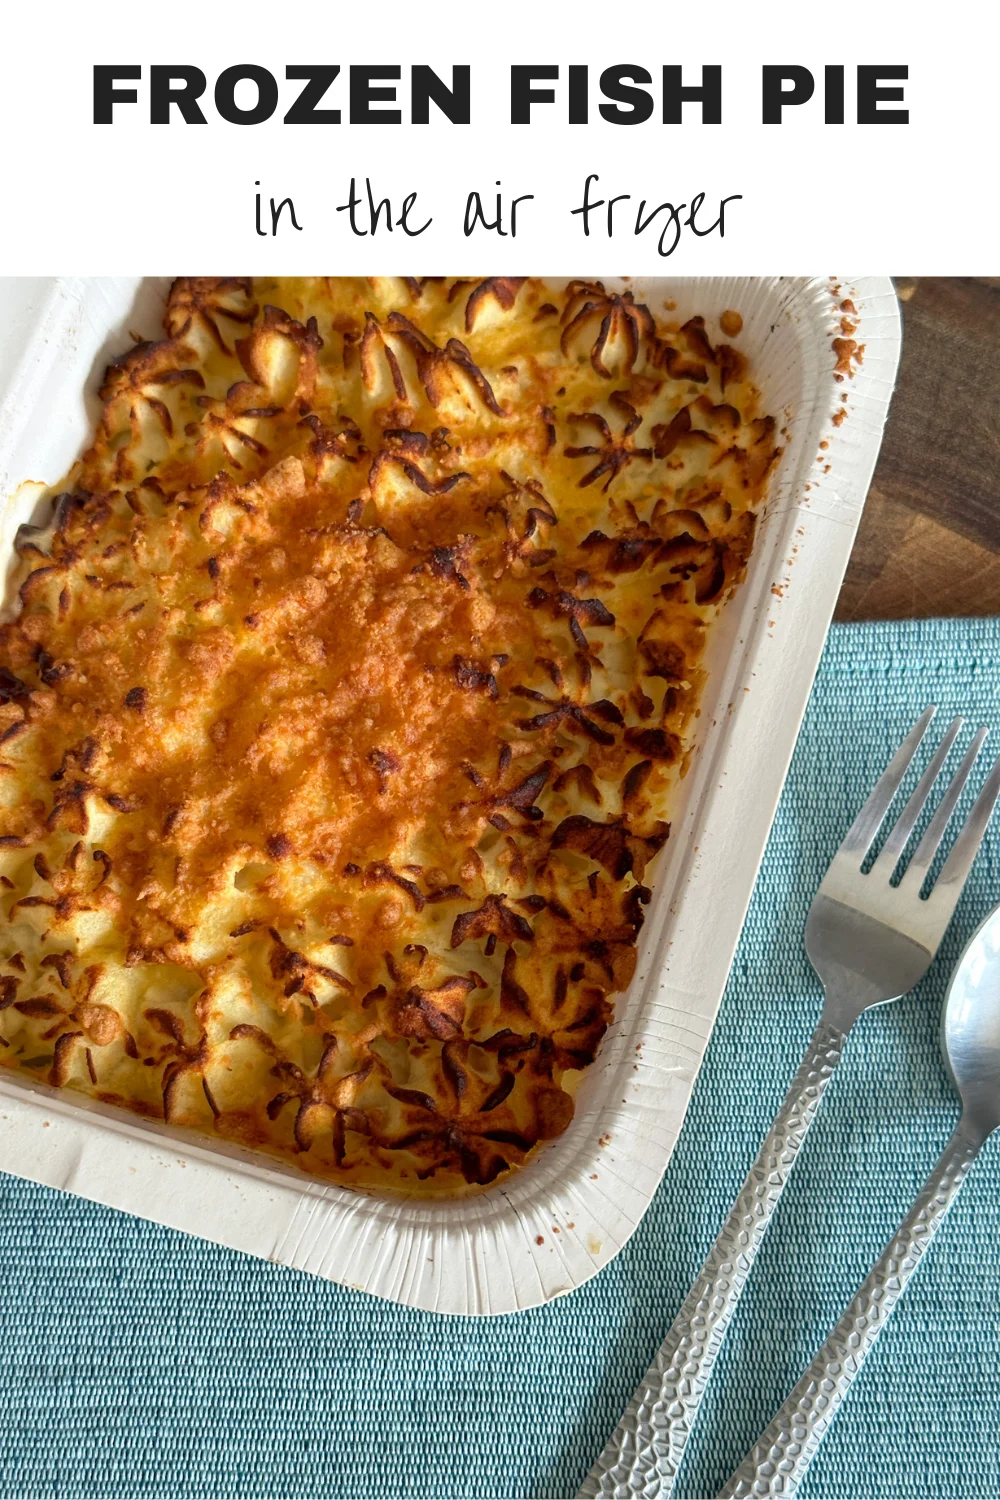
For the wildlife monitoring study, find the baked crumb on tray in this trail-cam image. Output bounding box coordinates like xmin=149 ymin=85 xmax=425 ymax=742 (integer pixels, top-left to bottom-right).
xmin=0 ymin=277 xmax=780 ymax=1193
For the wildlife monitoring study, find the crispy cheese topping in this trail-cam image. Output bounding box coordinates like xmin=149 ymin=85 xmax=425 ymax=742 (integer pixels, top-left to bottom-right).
xmin=0 ymin=277 xmax=781 ymax=1192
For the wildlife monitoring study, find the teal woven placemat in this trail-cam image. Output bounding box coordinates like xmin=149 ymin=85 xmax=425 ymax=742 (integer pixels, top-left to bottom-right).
xmin=2 ymin=617 xmax=1000 ymax=1500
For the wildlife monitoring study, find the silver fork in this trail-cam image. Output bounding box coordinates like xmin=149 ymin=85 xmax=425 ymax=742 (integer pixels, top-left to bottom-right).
xmin=580 ymin=706 xmax=1000 ymax=1500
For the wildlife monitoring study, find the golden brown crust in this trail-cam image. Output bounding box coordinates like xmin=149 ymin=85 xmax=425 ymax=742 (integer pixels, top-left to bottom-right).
xmin=0 ymin=277 xmax=780 ymax=1193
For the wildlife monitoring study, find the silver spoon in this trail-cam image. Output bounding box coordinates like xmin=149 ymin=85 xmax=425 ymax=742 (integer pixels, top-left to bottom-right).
xmin=721 ymin=900 xmax=1000 ymax=1497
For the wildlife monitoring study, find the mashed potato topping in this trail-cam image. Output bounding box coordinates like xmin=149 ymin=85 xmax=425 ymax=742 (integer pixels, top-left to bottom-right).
xmin=0 ymin=277 xmax=780 ymax=1191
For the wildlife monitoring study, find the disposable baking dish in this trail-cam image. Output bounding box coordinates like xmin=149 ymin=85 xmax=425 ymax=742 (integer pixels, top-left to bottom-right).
xmin=0 ymin=275 xmax=900 ymax=1314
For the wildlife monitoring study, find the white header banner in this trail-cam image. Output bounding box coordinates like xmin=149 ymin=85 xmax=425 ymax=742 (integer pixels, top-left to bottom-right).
xmin=2 ymin=0 xmax=993 ymax=272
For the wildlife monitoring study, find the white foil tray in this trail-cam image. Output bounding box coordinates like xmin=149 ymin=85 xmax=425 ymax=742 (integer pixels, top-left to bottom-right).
xmin=0 ymin=276 xmax=900 ymax=1314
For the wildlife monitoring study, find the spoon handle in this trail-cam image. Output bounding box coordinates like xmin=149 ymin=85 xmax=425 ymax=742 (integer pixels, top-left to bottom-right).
xmin=719 ymin=1120 xmax=983 ymax=1499
xmin=578 ymin=1016 xmax=847 ymax=1500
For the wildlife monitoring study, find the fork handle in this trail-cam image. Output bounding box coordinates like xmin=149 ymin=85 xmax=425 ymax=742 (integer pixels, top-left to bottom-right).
xmin=578 ymin=1016 xmax=848 ymax=1500
xmin=719 ymin=1120 xmax=983 ymax=1498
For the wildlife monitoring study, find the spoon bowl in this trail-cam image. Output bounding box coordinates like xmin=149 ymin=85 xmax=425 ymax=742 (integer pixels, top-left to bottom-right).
xmin=943 ymin=903 xmax=1000 ymax=1140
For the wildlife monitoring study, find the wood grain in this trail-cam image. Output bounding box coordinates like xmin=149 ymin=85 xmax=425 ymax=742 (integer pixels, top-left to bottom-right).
xmin=836 ymin=278 xmax=1000 ymax=621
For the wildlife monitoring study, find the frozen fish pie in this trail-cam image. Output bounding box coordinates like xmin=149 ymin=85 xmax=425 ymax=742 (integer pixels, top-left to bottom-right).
xmin=0 ymin=277 xmax=781 ymax=1191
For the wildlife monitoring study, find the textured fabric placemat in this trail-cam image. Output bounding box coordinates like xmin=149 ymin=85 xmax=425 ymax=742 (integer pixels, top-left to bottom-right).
xmin=2 ymin=617 xmax=1000 ymax=1500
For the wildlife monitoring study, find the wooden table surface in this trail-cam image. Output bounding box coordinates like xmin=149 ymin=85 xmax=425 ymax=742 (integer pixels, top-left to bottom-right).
xmin=836 ymin=277 xmax=1000 ymax=621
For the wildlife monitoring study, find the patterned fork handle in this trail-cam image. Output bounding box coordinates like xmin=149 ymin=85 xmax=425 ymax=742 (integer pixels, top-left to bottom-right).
xmin=719 ymin=1120 xmax=983 ymax=1498
xmin=579 ymin=1016 xmax=847 ymax=1500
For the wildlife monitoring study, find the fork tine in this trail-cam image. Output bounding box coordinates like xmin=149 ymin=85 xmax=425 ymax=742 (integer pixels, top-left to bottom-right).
xmin=903 ymin=726 xmax=989 ymax=884
xmin=926 ymin=747 xmax=1000 ymax=904
xmin=871 ymin=716 xmax=964 ymax=877
xmin=841 ymin=706 xmax=936 ymax=859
